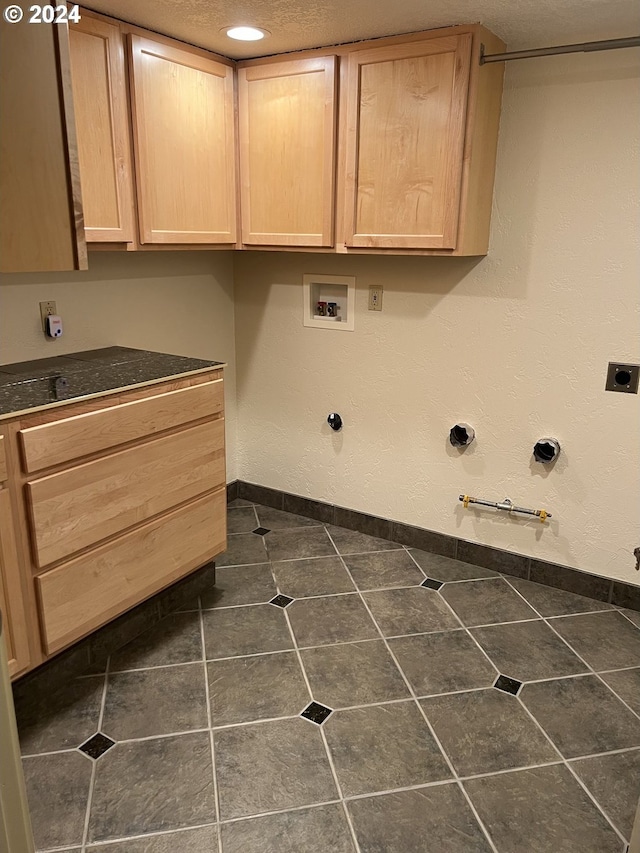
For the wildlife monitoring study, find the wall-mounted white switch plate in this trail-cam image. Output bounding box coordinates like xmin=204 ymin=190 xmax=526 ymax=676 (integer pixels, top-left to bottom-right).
xmin=368 ymin=286 xmax=383 ymax=311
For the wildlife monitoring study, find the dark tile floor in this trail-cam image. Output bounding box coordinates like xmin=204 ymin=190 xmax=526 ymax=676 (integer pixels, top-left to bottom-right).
xmin=15 ymin=500 xmax=640 ymax=852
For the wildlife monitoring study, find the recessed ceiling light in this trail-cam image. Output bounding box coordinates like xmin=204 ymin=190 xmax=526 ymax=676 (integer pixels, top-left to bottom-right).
xmin=223 ymin=26 xmax=269 ymax=41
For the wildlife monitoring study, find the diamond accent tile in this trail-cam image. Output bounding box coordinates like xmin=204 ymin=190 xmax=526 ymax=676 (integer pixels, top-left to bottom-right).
xmin=494 ymin=675 xmax=522 ymax=696
xmin=270 ymin=594 xmax=294 ymax=608
xmin=253 ymin=527 xmax=271 ymax=536
xmin=421 ymin=578 xmax=444 ymax=590
xmin=301 ymin=702 xmax=333 ymax=725
xmin=78 ymin=732 xmax=115 ymax=760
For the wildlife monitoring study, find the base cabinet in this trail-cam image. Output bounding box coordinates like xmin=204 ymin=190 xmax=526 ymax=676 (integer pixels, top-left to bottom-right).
xmin=3 ymin=370 xmax=227 ymax=679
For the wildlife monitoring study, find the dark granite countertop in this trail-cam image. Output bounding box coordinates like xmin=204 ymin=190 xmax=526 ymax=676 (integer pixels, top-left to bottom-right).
xmin=0 ymin=347 xmax=225 ymax=419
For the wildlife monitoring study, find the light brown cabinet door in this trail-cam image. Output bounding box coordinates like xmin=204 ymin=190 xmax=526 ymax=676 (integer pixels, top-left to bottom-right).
xmin=0 ymin=435 xmax=30 ymax=679
xmin=343 ymin=34 xmax=472 ymax=250
xmin=129 ymin=36 xmax=237 ymax=244
xmin=69 ymin=16 xmax=134 ymax=243
xmin=238 ymin=57 xmax=337 ymax=247
xmin=0 ymin=19 xmax=86 ymax=272
xmin=0 ymin=490 xmax=30 ymax=678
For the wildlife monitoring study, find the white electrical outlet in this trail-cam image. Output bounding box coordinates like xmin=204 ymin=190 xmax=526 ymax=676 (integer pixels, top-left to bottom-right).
xmin=368 ymin=286 xmax=383 ymax=311
xmin=39 ymin=301 xmax=57 ymax=333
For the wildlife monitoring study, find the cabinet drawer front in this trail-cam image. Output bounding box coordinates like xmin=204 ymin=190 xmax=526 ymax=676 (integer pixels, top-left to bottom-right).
xmin=28 ymin=419 xmax=225 ymax=569
xmin=20 ymin=378 xmax=223 ymax=473
xmin=0 ymin=435 xmax=6 ymax=483
xmin=37 ymin=488 xmax=226 ymax=654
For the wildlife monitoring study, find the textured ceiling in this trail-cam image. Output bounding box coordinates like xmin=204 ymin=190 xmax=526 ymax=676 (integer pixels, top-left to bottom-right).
xmin=84 ymin=0 xmax=640 ymax=59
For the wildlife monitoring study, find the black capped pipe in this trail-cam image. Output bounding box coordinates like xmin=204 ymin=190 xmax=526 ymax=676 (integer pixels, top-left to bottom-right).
xmin=449 ymin=423 xmax=475 ymax=447
xmin=533 ymin=438 xmax=561 ymax=464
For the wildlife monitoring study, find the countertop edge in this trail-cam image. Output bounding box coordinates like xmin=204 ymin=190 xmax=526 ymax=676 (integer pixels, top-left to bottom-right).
xmin=0 ymin=364 xmax=226 ymax=423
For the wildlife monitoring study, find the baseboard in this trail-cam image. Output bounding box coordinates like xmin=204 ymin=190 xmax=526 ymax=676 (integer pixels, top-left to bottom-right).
xmin=226 ymin=480 xmax=239 ymax=502
xmin=234 ymin=481 xmax=640 ymax=612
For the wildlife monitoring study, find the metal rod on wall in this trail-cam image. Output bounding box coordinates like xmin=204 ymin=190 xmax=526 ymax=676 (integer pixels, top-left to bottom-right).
xmin=480 ymin=35 xmax=640 ymax=64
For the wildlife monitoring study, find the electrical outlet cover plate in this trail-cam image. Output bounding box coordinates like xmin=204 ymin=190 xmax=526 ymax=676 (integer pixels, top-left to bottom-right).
xmin=39 ymin=301 xmax=57 ymax=333
xmin=368 ymin=285 xmax=383 ymax=311
xmin=605 ymin=362 xmax=639 ymax=394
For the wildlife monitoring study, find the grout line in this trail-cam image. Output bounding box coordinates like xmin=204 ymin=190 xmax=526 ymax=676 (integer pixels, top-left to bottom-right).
xmin=566 ymin=744 xmax=640 ymax=762
xmin=274 ymin=546 xmax=405 ymax=564
xmin=517 ymin=671 xmax=593 ymax=686
xmin=272 ymin=555 xmax=362 ymax=853
xmin=72 ymin=672 xmax=108 ymax=681
xmin=323 ymin=527 xmax=500 ymax=853
xmin=545 ymin=608 xmax=620 ymax=620
xmin=211 ymin=713 xmax=301 ymax=732
xmin=39 ymin=847 xmax=89 ymax=853
xmin=21 ymin=746 xmax=81 ymax=760
xmin=80 ymin=657 xmax=110 ymax=852
xmin=80 ymin=820 xmax=219 ymax=848
xmin=422 ymin=574 xmax=504 ymax=585
xmin=617 ymin=609 xmax=640 ymax=628
xmin=221 ymin=545 xmax=415 ymax=570
xmin=597 ymin=664 xmax=640 ymax=675
xmin=341 ymin=778 xmax=462 ymax=803
xmin=270 ymin=552 xmax=347 ymax=565
xmin=116 ymin=727 xmax=211 ymax=744
xmin=218 ymin=798 xmax=342 ymax=826
xmin=108 ymin=659 xmax=206 ymax=676
xmin=401 ymin=547 xmax=429 ymax=579
xmin=319 ymin=727 xmax=363 ymax=853
xmin=458 ymin=760 xmax=565 ymax=783
xmin=453 ymin=615 xmax=540 ymax=629
xmin=198 ymin=596 xmax=222 ymax=852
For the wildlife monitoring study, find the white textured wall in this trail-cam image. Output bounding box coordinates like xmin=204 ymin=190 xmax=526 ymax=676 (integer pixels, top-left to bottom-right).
xmin=0 ymin=251 xmax=238 ymax=479
xmin=234 ymin=49 xmax=640 ymax=584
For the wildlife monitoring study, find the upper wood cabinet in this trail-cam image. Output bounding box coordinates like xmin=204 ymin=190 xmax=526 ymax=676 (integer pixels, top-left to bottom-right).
xmin=238 ymin=25 xmax=504 ymax=256
xmin=129 ymin=36 xmax=237 ymax=245
xmin=0 ymin=18 xmax=87 ymax=272
xmin=238 ymin=57 xmax=337 ymax=247
xmin=343 ymin=34 xmax=472 ymax=251
xmin=69 ymin=15 xmax=134 ymax=243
